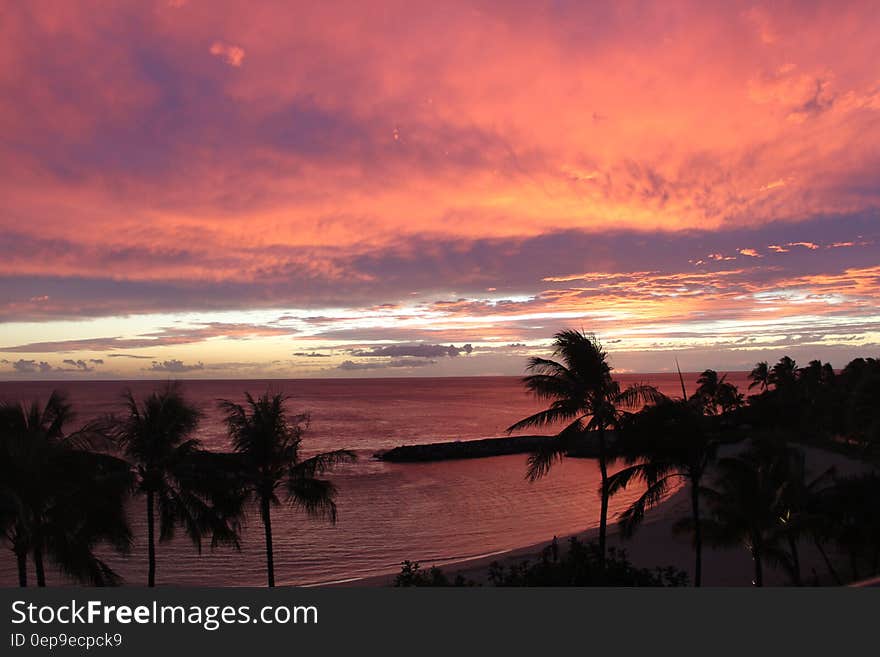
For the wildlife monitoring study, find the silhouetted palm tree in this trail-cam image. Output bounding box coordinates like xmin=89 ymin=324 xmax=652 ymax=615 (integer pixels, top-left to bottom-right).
xmin=0 ymin=392 xmax=132 ymax=586
xmin=701 ymin=440 xmax=797 ymax=586
xmin=770 ymin=356 xmax=798 ymax=390
xmin=717 ymin=383 xmax=744 ymax=414
xmin=109 ymin=384 xmax=241 ymax=587
xmin=609 ymin=396 xmax=717 ymax=586
xmin=695 ymin=370 xmax=723 ymax=408
xmin=506 ymin=330 xmax=662 ymax=566
xmin=748 ymin=362 xmax=770 ymax=392
xmin=797 ymin=360 xmax=825 ymax=386
xmin=767 ymin=443 xmax=835 ymax=586
xmin=693 ymin=369 xmax=742 ymax=415
xmin=816 ymin=473 xmax=880 ymax=581
xmin=845 ymin=367 xmax=880 ymax=452
xmin=219 ymin=392 xmax=356 ymax=587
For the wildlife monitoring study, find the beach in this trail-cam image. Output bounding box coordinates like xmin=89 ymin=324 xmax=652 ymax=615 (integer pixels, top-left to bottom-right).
xmin=344 ymin=444 xmax=872 ymax=587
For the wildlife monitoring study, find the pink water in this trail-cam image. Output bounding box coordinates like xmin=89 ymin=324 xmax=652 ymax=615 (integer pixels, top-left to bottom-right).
xmin=0 ymin=373 xmax=749 ymax=586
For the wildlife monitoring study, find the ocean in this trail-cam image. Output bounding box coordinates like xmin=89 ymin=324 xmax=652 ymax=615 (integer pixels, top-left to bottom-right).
xmin=0 ymin=373 xmax=750 ymax=586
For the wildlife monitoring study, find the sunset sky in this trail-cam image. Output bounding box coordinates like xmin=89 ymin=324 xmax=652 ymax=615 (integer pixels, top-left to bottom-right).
xmin=1 ymin=0 xmax=878 ymax=379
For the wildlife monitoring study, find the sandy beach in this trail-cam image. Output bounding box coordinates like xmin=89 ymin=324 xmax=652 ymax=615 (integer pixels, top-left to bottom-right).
xmin=338 ymin=445 xmax=872 ymax=587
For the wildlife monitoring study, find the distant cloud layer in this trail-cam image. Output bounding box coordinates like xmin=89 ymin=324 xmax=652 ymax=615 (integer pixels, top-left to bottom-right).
xmin=148 ymin=359 xmax=205 ymax=373
xmin=349 ymin=344 xmax=473 ymax=359
xmin=337 ymin=358 xmax=437 ymax=371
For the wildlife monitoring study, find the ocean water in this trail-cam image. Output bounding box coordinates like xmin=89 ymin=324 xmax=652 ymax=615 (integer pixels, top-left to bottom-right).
xmin=0 ymin=373 xmax=749 ymax=586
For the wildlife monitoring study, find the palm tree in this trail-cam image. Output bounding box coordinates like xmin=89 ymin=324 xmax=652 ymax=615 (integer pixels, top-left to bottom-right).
xmin=109 ymin=383 xmax=241 ymax=587
xmin=817 ymin=473 xmax=880 ymax=582
xmin=716 ymin=382 xmax=745 ymax=414
xmin=770 ymin=356 xmax=798 ymax=390
xmin=700 ymin=440 xmax=796 ymax=586
xmin=0 ymin=489 xmax=23 ymax=585
xmin=608 ymin=397 xmax=717 ymax=586
xmin=693 ymin=369 xmax=742 ymax=415
xmin=768 ymin=444 xmax=835 ymax=586
xmin=0 ymin=392 xmax=133 ymax=586
xmin=219 ymin=392 xmax=356 ymax=587
xmin=694 ymin=369 xmax=723 ymax=410
xmin=748 ymin=362 xmax=770 ymax=392
xmin=506 ymin=330 xmax=662 ymax=567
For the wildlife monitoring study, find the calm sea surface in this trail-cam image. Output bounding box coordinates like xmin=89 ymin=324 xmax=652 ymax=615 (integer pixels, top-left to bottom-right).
xmin=0 ymin=373 xmax=749 ymax=586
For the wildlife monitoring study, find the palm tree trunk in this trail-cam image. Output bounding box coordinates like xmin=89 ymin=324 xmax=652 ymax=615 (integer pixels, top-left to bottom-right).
xmin=16 ymin=550 xmax=27 ymax=587
xmin=788 ymin=536 xmax=802 ymax=586
xmin=597 ymin=428 xmax=608 ymax=569
xmin=752 ymin=546 xmax=763 ymax=587
xmin=849 ymin=550 xmax=859 ymax=582
xmin=147 ymin=490 xmax=156 ymax=587
xmin=33 ymin=545 xmax=46 ymax=587
xmin=814 ymin=537 xmax=841 ymax=585
xmin=261 ymin=495 xmax=275 ymax=587
xmin=690 ymin=479 xmax=702 ymax=587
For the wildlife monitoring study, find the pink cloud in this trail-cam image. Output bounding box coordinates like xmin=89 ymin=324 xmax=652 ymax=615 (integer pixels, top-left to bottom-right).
xmin=1 ymin=1 xmax=879 ymax=375
xmin=209 ymin=41 xmax=245 ymax=66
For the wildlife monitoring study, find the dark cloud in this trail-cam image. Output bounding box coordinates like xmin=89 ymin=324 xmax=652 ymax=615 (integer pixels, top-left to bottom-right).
xmin=148 ymin=359 xmax=205 ymax=373
xmin=2 ymin=358 xmax=101 ymax=374
xmin=1 ymin=335 xmax=191 ymax=353
xmin=1 ymin=214 xmax=877 ymax=323
xmin=348 ymin=344 xmax=473 ymax=358
xmin=336 ymin=358 xmax=437 ymax=371
xmin=0 ymin=322 xmax=296 ymax=353
xmin=292 ymin=352 xmax=331 ymax=358
xmin=10 ymin=359 xmax=53 ymax=374
xmin=62 ymin=359 xmax=96 ymax=371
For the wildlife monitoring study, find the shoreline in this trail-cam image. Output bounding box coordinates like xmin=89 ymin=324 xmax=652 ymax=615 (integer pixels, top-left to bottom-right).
xmin=320 ymin=484 xmax=689 ymax=587
xmin=324 ymin=444 xmax=873 ymax=587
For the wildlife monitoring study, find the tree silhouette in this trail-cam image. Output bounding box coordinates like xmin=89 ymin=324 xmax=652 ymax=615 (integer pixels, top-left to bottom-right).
xmin=770 ymin=356 xmax=798 ymax=390
xmin=699 ymin=439 xmax=805 ymax=586
xmin=767 ymin=443 xmax=835 ymax=586
xmin=693 ymin=369 xmax=743 ymax=415
xmin=219 ymin=392 xmax=355 ymax=587
xmin=748 ymin=362 xmax=770 ymax=392
xmin=609 ymin=396 xmax=717 ymax=586
xmin=816 ymin=473 xmax=880 ymax=581
xmin=506 ymin=330 xmax=662 ymax=567
xmin=0 ymin=391 xmax=132 ymax=586
xmin=109 ymin=383 xmax=241 ymax=586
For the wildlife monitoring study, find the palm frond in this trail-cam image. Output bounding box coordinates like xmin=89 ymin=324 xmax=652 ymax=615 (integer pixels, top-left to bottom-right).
xmin=292 ymin=449 xmax=357 ymax=479
xmin=618 ymin=475 xmax=672 ymax=537
xmin=615 ymin=383 xmax=666 ymax=409
xmin=507 ymin=404 xmax=584 ymax=433
xmin=286 ymin=476 xmax=339 ymax=522
xmin=524 ymin=418 xmax=584 ymax=482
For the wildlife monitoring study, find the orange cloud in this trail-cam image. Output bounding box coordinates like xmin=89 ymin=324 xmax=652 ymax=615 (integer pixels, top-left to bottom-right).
xmin=1 ymin=1 xmax=879 ymax=376
xmin=738 ymin=248 xmax=762 ymax=258
xmin=209 ymin=41 xmax=245 ymax=67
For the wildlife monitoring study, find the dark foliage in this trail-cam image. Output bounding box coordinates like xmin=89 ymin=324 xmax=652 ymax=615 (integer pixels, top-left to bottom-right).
xmin=393 ymin=560 xmax=474 ymax=587
xmin=394 ymin=538 xmax=688 ymax=587
xmin=743 ymin=356 xmax=880 ymax=455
